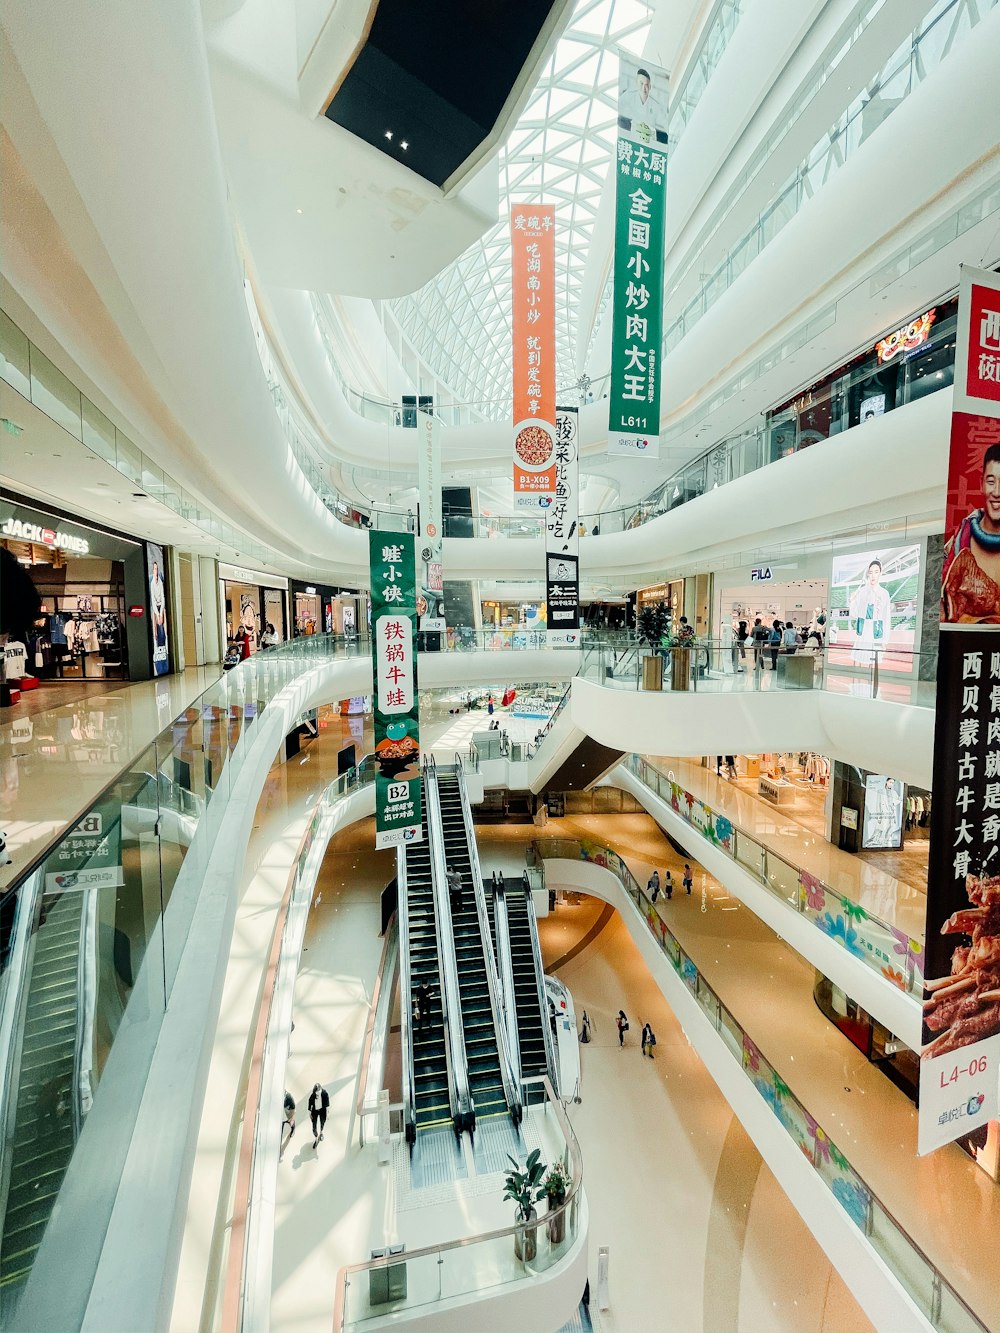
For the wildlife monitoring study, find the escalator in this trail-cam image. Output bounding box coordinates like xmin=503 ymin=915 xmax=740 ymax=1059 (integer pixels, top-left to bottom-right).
xmin=431 ymin=767 xmax=518 ymax=1126
xmin=0 ymin=887 xmax=84 ymax=1297
xmin=498 ymin=874 xmax=558 ymax=1105
xmin=399 ymin=794 xmax=456 ymax=1136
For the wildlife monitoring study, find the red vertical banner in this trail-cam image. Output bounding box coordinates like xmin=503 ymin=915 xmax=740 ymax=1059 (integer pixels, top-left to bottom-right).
xmin=921 ymin=266 xmax=1000 ymax=1155
xmin=511 ymin=205 xmax=556 ymax=507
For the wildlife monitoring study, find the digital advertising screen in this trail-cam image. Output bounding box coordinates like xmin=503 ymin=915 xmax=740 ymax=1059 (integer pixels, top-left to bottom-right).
xmin=862 ymin=775 xmax=903 ymax=849
xmin=827 ymin=543 xmax=921 ymax=673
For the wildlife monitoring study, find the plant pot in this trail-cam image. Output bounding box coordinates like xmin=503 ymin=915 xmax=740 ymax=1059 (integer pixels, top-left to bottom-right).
xmin=671 ymin=648 xmax=692 ymax=691
xmin=514 ymin=1207 xmax=538 ymax=1262
xmin=546 ymin=1199 xmax=567 ymax=1245
xmin=641 ymin=654 xmax=663 ymax=691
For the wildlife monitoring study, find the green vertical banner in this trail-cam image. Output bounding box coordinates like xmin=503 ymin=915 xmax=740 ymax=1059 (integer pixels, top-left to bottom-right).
xmin=608 ymin=55 xmax=670 ymax=459
xmin=369 ymin=531 xmax=422 ymax=848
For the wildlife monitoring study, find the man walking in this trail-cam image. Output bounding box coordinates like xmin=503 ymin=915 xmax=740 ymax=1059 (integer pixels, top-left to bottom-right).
xmin=308 ymin=1082 xmax=330 ymax=1149
xmin=447 ymin=864 xmax=463 ymax=914
xmin=683 ymin=863 xmax=693 ymax=895
xmin=647 ymin=869 xmax=660 ymax=903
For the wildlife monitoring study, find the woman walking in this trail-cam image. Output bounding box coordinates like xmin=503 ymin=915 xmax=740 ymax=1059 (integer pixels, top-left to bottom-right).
xmin=616 ymin=1010 xmax=629 ymax=1048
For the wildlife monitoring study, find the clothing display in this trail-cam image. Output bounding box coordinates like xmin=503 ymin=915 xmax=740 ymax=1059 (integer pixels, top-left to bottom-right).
xmin=3 ymin=641 xmax=27 ymax=681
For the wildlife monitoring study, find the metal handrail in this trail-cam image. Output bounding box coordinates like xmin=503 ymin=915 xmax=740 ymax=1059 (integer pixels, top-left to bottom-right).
xmin=454 ymin=760 xmax=522 ymax=1125
xmin=488 ymin=874 xmax=523 ymax=1098
xmin=423 ymin=763 xmax=474 ymax=1131
xmin=395 ymin=848 xmax=418 ymax=1145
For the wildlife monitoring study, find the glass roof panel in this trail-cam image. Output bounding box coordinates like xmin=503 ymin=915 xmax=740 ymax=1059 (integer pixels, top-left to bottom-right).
xmin=386 ymin=0 xmax=653 ymax=420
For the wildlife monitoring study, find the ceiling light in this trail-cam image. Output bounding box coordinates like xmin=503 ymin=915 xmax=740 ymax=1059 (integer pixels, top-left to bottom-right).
xmin=296 ymin=208 xmax=303 ymax=215
xmin=385 ymin=130 xmax=393 ymax=141
xmin=401 ymin=140 xmax=409 ymax=151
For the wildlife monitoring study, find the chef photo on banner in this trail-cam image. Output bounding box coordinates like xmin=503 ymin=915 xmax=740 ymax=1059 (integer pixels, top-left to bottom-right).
xmin=146 ymin=542 xmax=170 ymax=676
xmin=618 ymin=61 xmax=669 ymax=144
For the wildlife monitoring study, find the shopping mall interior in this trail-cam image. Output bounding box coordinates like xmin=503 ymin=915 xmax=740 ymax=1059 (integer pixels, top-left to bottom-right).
xmin=1 ymin=1 xmax=999 ymax=1331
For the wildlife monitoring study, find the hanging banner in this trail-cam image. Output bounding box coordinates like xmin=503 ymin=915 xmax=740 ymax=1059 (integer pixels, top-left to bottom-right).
xmin=368 ymin=532 xmax=422 ymax=849
xmin=920 ymin=265 xmax=1000 ymax=1155
xmin=608 ymin=56 xmax=669 ymax=459
xmin=511 ymin=204 xmax=557 ymax=507
xmin=417 ymin=411 xmax=445 ymax=631
xmin=546 ymin=406 xmax=580 ymax=646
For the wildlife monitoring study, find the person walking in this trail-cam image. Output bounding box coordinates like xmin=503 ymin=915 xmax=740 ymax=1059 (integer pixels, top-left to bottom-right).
xmin=683 ymin=863 xmax=693 ymax=895
xmin=736 ymin=619 xmax=749 ymax=672
xmin=447 ymin=864 xmax=463 ymax=913
xmin=308 ymin=1082 xmax=329 ymax=1148
xmin=616 ymin=1010 xmax=629 ymax=1048
xmin=725 ymin=755 xmax=738 ymax=780
xmin=752 ymin=617 xmax=768 ymax=667
xmin=647 ymin=869 xmax=660 ymax=903
xmin=281 ymin=1090 xmax=296 ymax=1157
xmin=580 ymin=1010 xmax=592 ymax=1044
xmin=414 ymin=980 xmax=431 ymax=1033
xmin=643 ymin=1024 xmax=657 ymax=1059
xmin=769 ymin=620 xmax=782 ymax=670
xmin=640 ymin=1022 xmax=649 ymax=1057
xmin=663 ymin=868 xmax=673 ymax=900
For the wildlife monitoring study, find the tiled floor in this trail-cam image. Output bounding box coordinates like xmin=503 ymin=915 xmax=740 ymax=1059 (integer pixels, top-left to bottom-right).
xmin=644 ymin=756 xmax=927 ymax=941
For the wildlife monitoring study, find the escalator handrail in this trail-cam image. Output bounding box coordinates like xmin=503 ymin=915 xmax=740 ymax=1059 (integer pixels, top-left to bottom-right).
xmin=423 ymin=765 xmax=474 ymax=1129
xmin=522 ymin=870 xmax=561 ymax=1098
xmin=454 ymin=759 xmax=523 ymax=1123
xmin=395 ymin=847 xmax=418 ymax=1141
xmin=490 ymin=879 xmax=523 ymax=1089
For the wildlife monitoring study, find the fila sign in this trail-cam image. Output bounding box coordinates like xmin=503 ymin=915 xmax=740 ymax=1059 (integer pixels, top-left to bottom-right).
xmin=750 ymin=565 xmax=773 ymax=582
xmin=2 ymin=516 xmax=89 ymax=555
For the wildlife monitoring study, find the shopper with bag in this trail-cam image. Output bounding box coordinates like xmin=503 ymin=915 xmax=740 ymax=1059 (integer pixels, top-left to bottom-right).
xmin=616 ymin=1010 xmax=629 ymax=1048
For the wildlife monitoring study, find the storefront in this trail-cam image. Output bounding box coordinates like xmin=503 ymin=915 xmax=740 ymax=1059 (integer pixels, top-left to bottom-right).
xmin=289 ymin=581 xmax=364 ymax=637
xmin=219 ymin=563 xmax=288 ymax=654
xmin=0 ymin=490 xmax=166 ymax=684
xmin=714 ymin=567 xmax=828 ymax=646
xmin=481 ymin=598 xmax=546 ymax=632
xmin=636 ymin=580 xmax=683 ymax=630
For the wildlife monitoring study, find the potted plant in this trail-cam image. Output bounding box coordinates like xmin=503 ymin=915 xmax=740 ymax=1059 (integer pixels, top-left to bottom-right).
xmin=542 ymin=1160 xmax=571 ymax=1244
xmin=504 ymin=1148 xmax=547 ymax=1262
xmin=637 ymin=601 xmax=669 ymax=690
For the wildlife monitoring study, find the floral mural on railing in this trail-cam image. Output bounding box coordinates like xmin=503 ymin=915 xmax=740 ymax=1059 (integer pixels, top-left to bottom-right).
xmin=798 ymin=870 xmax=826 ymax=913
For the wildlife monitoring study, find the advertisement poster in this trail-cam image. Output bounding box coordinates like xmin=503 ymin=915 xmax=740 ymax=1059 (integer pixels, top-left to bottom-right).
xmin=827 ymin=544 xmax=920 ymax=672
xmin=861 ymin=775 xmax=903 ymax=849
xmin=510 ymin=204 xmax=557 ymax=507
xmin=368 ymin=533 xmax=422 ymax=849
xmin=607 ymin=55 xmax=669 ymax=459
xmin=146 ymin=542 xmax=170 ymax=676
xmin=920 ymin=266 xmax=1000 ymax=1156
xmin=417 ymin=411 xmax=446 ymax=631
xmin=44 ymin=801 xmax=123 ymax=892
xmin=545 ymin=406 xmax=580 ymax=645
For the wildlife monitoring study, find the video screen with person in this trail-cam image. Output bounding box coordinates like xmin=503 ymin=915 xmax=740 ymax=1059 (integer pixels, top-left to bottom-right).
xmin=827 ymin=544 xmax=921 ymax=672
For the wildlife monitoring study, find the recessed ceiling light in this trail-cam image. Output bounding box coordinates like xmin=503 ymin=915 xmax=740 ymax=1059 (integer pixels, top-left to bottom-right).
xmin=385 ymin=129 xmax=393 ymax=141
xmin=296 ymin=208 xmax=303 ymax=215
xmin=401 ymin=140 xmax=409 ymax=150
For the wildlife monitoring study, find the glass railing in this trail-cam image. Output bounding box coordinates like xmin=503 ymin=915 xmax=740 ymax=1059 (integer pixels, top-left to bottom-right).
xmin=333 ymin=1074 xmax=583 ymax=1333
xmin=0 ymin=309 xmax=289 ymax=571
xmin=580 ymin=638 xmax=937 ymax=707
xmin=0 ymin=634 xmax=371 ymax=1315
xmin=625 ymin=755 xmax=923 ymax=997
xmin=531 ymin=836 xmax=982 ymax=1333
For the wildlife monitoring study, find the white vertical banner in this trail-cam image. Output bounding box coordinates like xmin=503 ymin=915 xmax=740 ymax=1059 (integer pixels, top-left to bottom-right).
xmin=545 ymin=406 xmax=580 ymax=646
xmin=417 ymin=411 xmax=445 ymax=631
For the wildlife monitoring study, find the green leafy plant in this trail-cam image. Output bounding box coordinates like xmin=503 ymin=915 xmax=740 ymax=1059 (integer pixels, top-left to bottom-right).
xmin=503 ymin=1148 xmax=547 ymax=1220
xmin=543 ymin=1160 xmax=570 ymax=1207
xmin=637 ymin=600 xmax=670 ymax=651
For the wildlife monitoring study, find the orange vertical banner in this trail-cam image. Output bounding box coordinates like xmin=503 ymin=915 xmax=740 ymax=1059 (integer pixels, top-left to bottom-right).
xmin=511 ymin=204 xmax=557 ymax=506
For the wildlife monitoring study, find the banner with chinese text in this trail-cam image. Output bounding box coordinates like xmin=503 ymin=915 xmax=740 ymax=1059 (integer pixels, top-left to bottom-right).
xmin=417 ymin=411 xmax=445 ymax=631
xmin=546 ymin=406 xmax=580 ymax=645
xmin=511 ymin=205 xmax=557 ymax=507
xmin=369 ymin=532 xmax=422 ymax=849
xmin=920 ymin=265 xmax=1000 ymax=1155
xmin=608 ymin=55 xmax=669 ymax=459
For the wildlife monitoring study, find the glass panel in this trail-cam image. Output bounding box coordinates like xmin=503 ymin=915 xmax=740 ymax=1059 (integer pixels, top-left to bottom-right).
xmin=114 ymin=432 xmax=142 ymax=485
xmin=867 ymin=1200 xmax=935 ymax=1315
xmin=28 ymin=345 xmax=83 ymax=440
xmin=0 ymin=309 xmax=31 ymax=396
xmin=764 ymin=851 xmax=799 ymax=905
xmin=82 ymin=398 xmax=118 ymax=463
xmin=734 ymin=830 xmax=764 ymax=881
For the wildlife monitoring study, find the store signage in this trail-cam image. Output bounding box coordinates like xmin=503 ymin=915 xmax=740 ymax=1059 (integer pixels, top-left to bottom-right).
xmin=369 ymin=533 xmax=422 ymax=849
xmin=875 ymin=308 xmax=936 ymax=364
xmin=305 ymin=585 xmax=317 ymax=595
xmin=417 ymin=412 xmax=445 ymax=631
xmin=545 ymin=406 xmax=580 ymax=645
xmin=128 ymin=605 xmax=144 ymax=617
xmin=750 ymin=566 xmax=773 ymax=582
xmin=511 ymin=205 xmax=556 ymax=507
xmin=2 ymin=516 xmax=89 ymax=554
xmin=44 ymin=805 xmax=123 ymax=893
xmin=608 ymin=56 xmax=669 ymax=459
xmin=920 ymin=265 xmax=1000 ymax=1156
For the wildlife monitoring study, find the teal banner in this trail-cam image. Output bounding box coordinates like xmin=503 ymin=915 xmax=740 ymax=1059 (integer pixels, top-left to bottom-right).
xmin=608 ymin=56 xmax=669 ymax=459
xmin=369 ymin=532 xmax=422 ymax=848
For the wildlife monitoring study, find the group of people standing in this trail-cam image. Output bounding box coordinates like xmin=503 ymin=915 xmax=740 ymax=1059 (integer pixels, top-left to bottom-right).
xmin=646 ymin=864 xmax=693 ymax=902
xmin=730 ymin=617 xmax=825 ymax=673
xmin=615 ymin=1010 xmax=657 ymax=1057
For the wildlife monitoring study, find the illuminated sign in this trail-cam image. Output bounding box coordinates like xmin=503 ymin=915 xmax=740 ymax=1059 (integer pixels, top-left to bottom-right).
xmin=750 ymin=566 xmax=773 ymax=582
xmin=1 ymin=516 xmax=89 ymax=554
xmin=876 ymin=308 xmax=936 ymax=364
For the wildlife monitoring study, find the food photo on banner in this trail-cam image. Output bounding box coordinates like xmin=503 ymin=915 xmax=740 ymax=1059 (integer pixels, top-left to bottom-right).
xmin=607 ymin=53 xmax=669 ymax=460
xmin=920 ymin=265 xmax=1000 ymax=1157
xmin=826 ymin=544 xmax=920 ymax=672
xmin=510 ymin=204 xmax=556 ymax=508
xmin=545 ymin=406 xmax=580 ymax=645
xmin=368 ymin=532 xmax=422 ymax=849
xmin=146 ymin=541 xmax=170 ymax=676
